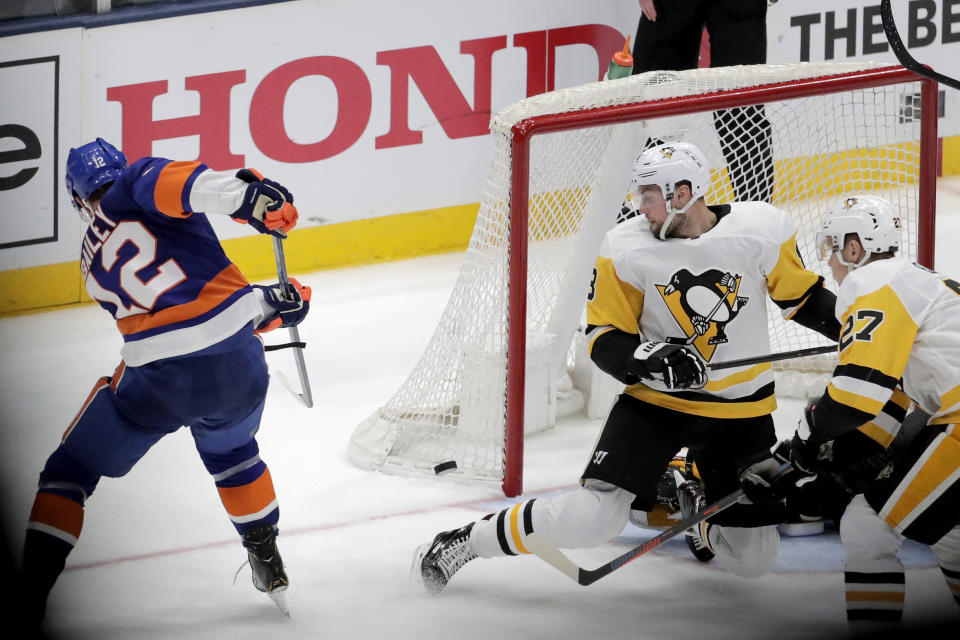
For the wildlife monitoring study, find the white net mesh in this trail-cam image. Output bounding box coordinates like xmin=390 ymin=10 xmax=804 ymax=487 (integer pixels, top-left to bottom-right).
xmin=349 ymin=62 xmax=925 ymax=485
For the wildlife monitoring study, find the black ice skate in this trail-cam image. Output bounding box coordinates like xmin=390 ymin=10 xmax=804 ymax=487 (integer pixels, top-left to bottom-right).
xmin=675 ymin=471 xmax=716 ymax=562
xmin=412 ymin=523 xmax=477 ymax=595
xmin=242 ymin=524 xmax=290 ymax=615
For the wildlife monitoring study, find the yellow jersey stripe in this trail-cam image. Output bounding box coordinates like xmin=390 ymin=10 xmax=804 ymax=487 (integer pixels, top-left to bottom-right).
xmin=931 ymin=410 xmax=960 ymax=426
xmin=858 ymin=421 xmax=896 ymax=448
xmin=766 ymin=233 xmax=819 ymax=305
xmin=703 ymin=362 xmax=771 ymax=392
xmin=509 ymin=504 xmax=530 ymax=554
xmin=826 ymin=384 xmax=886 ymax=417
xmin=626 ymin=385 xmax=776 ymax=418
xmin=586 ymin=257 xmax=645 ymax=334
xmin=882 ymin=432 xmax=960 ymax=530
xmin=939 ymin=383 xmax=960 ymax=416
xmin=837 ymin=285 xmax=917 ymax=377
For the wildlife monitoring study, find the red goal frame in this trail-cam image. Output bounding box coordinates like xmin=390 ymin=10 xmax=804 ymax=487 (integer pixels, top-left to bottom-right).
xmin=503 ymin=66 xmax=939 ymax=497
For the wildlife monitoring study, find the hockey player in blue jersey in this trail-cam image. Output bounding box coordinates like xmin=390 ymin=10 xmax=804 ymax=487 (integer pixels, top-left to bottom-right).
xmin=21 ymin=138 xmax=309 ymax=625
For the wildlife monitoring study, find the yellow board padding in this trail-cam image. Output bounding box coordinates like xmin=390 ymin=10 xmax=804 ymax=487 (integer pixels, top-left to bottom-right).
xmin=222 ymin=202 xmax=479 ymax=283
xmin=0 ymin=202 xmax=480 ymax=316
xmin=0 ymin=261 xmax=84 ymax=313
xmin=944 ymin=136 xmax=960 ymax=177
xmin=530 ymin=141 xmax=940 ymax=238
xmin=711 ymin=142 xmax=925 ymax=205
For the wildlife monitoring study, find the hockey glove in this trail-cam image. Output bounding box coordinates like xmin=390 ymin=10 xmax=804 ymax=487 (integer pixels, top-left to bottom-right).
xmin=254 ymin=278 xmax=311 ymax=333
xmin=738 ymin=448 xmax=814 ymax=506
xmin=787 ymin=398 xmax=889 ymax=474
xmin=787 ymin=399 xmax=820 ymax=474
xmin=627 ymin=341 xmax=707 ymax=390
xmin=230 ymin=169 xmax=299 ymax=237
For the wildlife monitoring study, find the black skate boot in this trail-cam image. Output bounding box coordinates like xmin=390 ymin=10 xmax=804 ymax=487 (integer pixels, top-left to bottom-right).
xmin=412 ymin=523 xmax=477 ymax=595
xmin=676 ymin=474 xmax=716 ymax=562
xmin=242 ymin=524 xmax=289 ymax=615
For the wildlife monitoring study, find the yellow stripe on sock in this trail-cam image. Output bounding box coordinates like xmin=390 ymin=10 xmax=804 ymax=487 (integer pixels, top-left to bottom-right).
xmin=509 ymin=503 xmax=530 ymax=555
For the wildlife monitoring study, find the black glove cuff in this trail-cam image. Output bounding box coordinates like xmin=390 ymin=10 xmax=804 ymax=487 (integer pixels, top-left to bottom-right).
xmin=236 ymin=168 xmax=260 ymax=183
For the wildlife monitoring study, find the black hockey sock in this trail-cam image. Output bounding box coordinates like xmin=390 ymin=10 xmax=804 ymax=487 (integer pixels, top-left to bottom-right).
xmin=22 ymin=529 xmax=75 ymax=626
xmin=22 ymin=490 xmax=85 ymax=626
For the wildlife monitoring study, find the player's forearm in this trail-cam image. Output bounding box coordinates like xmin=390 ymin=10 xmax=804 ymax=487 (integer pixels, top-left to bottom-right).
xmin=790 ymin=282 xmax=841 ymax=340
xmin=586 ymin=325 xmax=644 ymax=384
xmin=187 ymin=169 xmax=248 ymax=215
xmin=810 ymin=391 xmax=878 ymax=444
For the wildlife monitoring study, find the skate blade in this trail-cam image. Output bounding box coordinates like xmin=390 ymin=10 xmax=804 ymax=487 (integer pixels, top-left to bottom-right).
xmin=268 ymin=587 xmax=290 ymax=617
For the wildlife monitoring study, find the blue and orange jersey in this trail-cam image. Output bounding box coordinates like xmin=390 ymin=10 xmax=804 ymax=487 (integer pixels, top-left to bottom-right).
xmin=80 ymin=157 xmax=261 ymax=366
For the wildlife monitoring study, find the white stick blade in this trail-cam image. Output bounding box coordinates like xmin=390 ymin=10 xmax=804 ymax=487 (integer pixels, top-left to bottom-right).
xmin=524 ymin=533 xmax=581 ymax=582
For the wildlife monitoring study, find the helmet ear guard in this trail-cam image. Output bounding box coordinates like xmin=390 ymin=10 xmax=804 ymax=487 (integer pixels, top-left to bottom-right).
xmin=817 ymin=195 xmax=902 ymax=270
xmin=627 ymin=141 xmax=711 ymax=239
xmin=65 ymin=138 xmax=127 ymax=221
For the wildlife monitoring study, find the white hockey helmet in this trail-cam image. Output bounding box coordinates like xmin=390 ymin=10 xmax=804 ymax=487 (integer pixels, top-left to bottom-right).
xmin=815 ymin=195 xmax=902 ymax=269
xmin=628 ymin=142 xmax=710 ymax=239
xmin=628 ymin=141 xmax=710 ymax=210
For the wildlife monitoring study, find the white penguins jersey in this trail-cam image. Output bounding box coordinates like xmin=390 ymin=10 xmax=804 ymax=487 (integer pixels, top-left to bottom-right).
xmin=814 ymin=258 xmax=960 ymax=440
xmin=586 ymin=201 xmax=825 ymax=419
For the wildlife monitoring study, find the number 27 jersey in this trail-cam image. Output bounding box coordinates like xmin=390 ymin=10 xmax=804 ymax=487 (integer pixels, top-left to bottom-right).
xmin=821 ymin=258 xmax=960 ymax=436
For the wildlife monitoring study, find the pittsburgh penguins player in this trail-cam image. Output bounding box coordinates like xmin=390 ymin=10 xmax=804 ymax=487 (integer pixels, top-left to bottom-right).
xmin=413 ymin=142 xmax=840 ymax=594
xmin=742 ymin=195 xmax=960 ymax=627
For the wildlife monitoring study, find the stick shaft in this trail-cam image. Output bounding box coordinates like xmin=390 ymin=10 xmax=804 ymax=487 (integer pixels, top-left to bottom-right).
xmin=707 ymin=344 xmax=835 ymax=371
xmin=880 ymin=0 xmax=960 ymax=91
xmin=579 ymin=489 xmax=744 ymax=585
xmin=272 ymin=235 xmax=313 ymax=408
xmin=526 ymin=488 xmax=745 ymax=586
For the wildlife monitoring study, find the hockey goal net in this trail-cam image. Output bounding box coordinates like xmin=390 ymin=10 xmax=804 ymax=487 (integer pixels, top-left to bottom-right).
xmin=349 ymin=62 xmax=938 ymax=496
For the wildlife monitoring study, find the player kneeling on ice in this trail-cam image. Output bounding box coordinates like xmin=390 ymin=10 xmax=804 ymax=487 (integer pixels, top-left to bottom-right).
xmin=413 ymin=141 xmax=841 ymax=594
xmin=21 ymin=138 xmax=310 ymax=625
xmin=740 ymin=195 xmax=960 ymax=627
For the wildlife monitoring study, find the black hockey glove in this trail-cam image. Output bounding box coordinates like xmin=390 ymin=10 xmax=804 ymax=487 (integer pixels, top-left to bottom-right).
xmin=627 ymin=341 xmax=707 ymax=390
xmin=738 ymin=447 xmax=815 ymax=506
xmin=230 ymin=168 xmax=298 ymax=237
xmin=787 ymin=400 xmax=820 ymax=474
xmin=787 ymin=398 xmax=889 ymax=474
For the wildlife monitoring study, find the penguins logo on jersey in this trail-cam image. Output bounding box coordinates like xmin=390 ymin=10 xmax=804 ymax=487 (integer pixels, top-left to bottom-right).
xmin=655 ymin=268 xmax=749 ymax=360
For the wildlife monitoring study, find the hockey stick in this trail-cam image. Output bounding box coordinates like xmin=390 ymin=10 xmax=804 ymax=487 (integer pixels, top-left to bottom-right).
xmin=707 ymin=344 xmax=835 ymax=371
xmin=880 ymin=0 xmax=960 ymax=91
xmin=525 ymin=488 xmax=746 ymax=586
xmin=271 ymin=235 xmax=314 ymax=408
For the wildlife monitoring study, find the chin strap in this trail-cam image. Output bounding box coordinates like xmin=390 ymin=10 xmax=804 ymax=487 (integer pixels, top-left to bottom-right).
xmin=837 ymin=250 xmax=873 ymax=273
xmin=658 ymin=197 xmax=698 ymax=240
